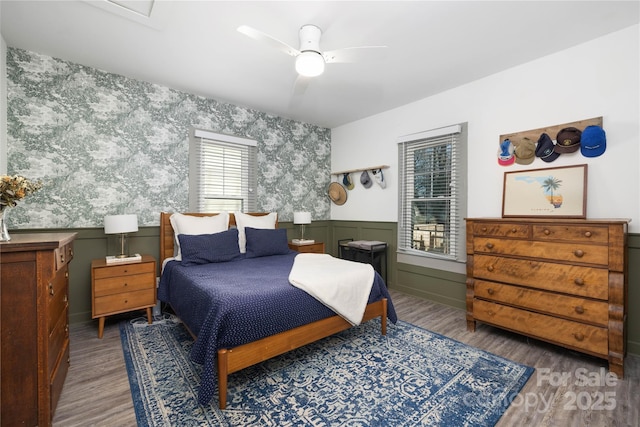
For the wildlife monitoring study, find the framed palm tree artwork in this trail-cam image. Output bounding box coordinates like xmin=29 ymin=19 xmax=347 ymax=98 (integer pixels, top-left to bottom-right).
xmin=502 ymin=164 xmax=587 ymax=218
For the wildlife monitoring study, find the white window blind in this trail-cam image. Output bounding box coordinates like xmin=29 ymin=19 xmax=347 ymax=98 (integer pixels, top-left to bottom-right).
xmin=189 ymin=129 xmax=257 ymax=213
xmin=397 ymin=124 xmax=466 ymax=262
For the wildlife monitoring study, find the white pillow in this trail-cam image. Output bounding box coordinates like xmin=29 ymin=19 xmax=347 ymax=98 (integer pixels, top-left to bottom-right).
xmin=169 ymin=212 xmax=229 ymax=261
xmin=234 ymin=212 xmax=277 ymax=254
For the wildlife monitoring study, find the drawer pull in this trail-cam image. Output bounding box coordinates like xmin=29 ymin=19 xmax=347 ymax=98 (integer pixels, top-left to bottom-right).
xmin=511 ymin=228 xmax=517 ymax=233
xmin=584 ymin=231 xmax=592 ymax=238
xmin=485 ymin=242 xmax=494 ymax=249
xmin=575 ymin=306 xmax=585 ymax=314
xmin=543 ymin=229 xmax=551 ymax=235
xmin=574 ymin=333 xmax=585 ymax=342
xmin=487 ymin=265 xmax=494 ymax=272
xmin=65 ymin=324 xmax=69 ymax=333
xmin=124 ymin=283 xmax=128 ymax=287
xmin=574 ymin=278 xmax=584 ymax=286
xmin=573 ymin=249 xmax=584 ymax=258
xmin=63 ymin=294 xmax=68 ymax=303
xmin=487 ymin=288 xmax=495 ymax=295
xmin=124 ymin=299 xmax=128 ymax=304
xmin=65 ymin=271 xmax=69 ymax=278
xmin=481 ymin=227 xmax=487 ymax=232
xmin=49 ymin=283 xmax=54 ymax=295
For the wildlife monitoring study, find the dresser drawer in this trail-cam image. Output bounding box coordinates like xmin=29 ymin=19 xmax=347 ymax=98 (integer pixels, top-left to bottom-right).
xmin=48 ymin=307 xmax=69 ymax=377
xmin=473 ymin=299 xmax=608 ymax=356
xmin=473 ymin=255 xmax=608 ymax=299
xmin=94 ymin=288 xmax=155 ymax=316
xmin=473 ymin=222 xmax=530 ymax=238
xmin=473 ymin=237 xmax=609 ymax=266
xmin=48 ymin=267 xmax=69 ymax=334
xmin=94 ymin=272 xmax=154 ymax=297
xmin=54 ymin=242 xmax=74 ymax=271
xmin=532 ymin=224 xmax=609 ymax=244
xmin=474 ymin=280 xmax=609 ymax=326
xmin=50 ymin=341 xmax=70 ymax=420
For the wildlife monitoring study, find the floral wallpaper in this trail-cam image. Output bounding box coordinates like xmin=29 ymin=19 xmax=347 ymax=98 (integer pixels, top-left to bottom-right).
xmin=6 ymin=48 xmax=331 ymax=228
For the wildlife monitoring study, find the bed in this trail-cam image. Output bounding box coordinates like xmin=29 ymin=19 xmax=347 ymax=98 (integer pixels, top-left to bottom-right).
xmin=158 ymin=211 xmax=397 ymax=409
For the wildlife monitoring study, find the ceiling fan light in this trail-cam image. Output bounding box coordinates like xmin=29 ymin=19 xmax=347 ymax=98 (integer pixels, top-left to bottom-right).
xmin=295 ymin=51 xmax=325 ymax=77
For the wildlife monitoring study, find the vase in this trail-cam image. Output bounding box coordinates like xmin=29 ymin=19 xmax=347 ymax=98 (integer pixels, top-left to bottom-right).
xmin=0 ymin=207 xmax=10 ymax=242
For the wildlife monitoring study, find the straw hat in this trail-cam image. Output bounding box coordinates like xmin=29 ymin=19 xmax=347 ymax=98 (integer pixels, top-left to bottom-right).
xmin=328 ymin=182 xmax=347 ymax=205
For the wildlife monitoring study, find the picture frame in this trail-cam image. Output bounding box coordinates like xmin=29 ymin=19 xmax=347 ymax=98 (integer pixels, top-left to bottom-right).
xmin=502 ymin=164 xmax=587 ymax=218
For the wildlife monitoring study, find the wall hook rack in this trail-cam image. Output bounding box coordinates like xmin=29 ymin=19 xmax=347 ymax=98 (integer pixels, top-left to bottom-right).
xmin=331 ymin=165 xmax=389 ymax=176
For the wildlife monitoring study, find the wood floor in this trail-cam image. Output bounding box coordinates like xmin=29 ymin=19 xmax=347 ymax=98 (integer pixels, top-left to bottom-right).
xmin=53 ymin=290 xmax=639 ymax=426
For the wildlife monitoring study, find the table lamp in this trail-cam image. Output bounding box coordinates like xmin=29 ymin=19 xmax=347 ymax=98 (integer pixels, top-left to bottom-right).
xmin=293 ymin=212 xmax=311 ymax=241
xmin=104 ymin=214 xmax=138 ymax=258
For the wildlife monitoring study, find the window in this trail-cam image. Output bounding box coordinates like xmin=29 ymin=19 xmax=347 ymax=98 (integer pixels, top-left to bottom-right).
xmin=397 ymin=123 xmax=467 ymax=263
xmin=189 ymin=129 xmax=257 ymax=213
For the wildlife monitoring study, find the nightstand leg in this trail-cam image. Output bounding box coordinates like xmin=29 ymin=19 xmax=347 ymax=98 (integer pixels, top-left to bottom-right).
xmin=146 ymin=307 xmax=153 ymax=324
xmin=98 ymin=317 xmax=105 ymax=339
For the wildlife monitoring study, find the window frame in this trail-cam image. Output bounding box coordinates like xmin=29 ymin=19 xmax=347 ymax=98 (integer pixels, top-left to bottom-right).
xmin=188 ymin=128 xmax=257 ymax=213
xmin=397 ymin=123 xmax=467 ymax=271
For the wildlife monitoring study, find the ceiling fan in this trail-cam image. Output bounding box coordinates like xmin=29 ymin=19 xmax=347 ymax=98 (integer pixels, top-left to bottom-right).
xmin=237 ymin=24 xmax=387 ymax=78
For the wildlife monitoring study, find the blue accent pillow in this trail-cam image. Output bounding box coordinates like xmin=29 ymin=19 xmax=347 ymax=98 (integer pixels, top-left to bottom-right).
xmin=178 ymin=229 xmax=241 ymax=266
xmin=245 ymin=227 xmax=291 ymax=258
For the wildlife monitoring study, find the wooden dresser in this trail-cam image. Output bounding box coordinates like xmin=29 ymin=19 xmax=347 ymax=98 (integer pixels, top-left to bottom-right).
xmin=465 ymin=218 xmax=628 ymax=377
xmin=1 ymin=232 xmax=76 ymax=426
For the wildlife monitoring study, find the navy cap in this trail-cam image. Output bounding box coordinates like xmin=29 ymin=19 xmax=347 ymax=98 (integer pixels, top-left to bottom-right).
xmin=535 ymin=133 xmax=560 ymax=162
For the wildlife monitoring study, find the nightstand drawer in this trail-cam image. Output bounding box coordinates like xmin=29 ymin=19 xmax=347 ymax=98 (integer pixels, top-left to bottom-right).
xmin=94 ymin=289 xmax=155 ymax=316
xmin=93 ymin=261 xmax=153 ymax=279
xmin=94 ymin=272 xmax=154 ymax=297
xmin=289 ymin=242 xmax=325 ymax=254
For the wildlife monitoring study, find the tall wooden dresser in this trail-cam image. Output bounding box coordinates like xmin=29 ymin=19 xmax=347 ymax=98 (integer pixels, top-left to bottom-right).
xmin=465 ymin=218 xmax=628 ymax=377
xmin=1 ymin=232 xmax=76 ymax=426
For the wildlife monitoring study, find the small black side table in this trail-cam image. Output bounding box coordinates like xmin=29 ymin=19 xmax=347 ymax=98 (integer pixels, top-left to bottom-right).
xmin=338 ymin=238 xmax=388 ymax=283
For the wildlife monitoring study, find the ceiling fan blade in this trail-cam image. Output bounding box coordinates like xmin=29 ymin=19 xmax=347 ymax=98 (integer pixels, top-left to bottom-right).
xmin=323 ymin=46 xmax=388 ymax=64
xmin=291 ymin=75 xmax=311 ymax=103
xmin=237 ymin=25 xmax=300 ymax=57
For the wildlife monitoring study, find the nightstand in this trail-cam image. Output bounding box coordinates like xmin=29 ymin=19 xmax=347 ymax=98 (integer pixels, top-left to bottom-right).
xmin=288 ymin=242 xmax=325 ymax=254
xmin=91 ymin=255 xmax=156 ymax=338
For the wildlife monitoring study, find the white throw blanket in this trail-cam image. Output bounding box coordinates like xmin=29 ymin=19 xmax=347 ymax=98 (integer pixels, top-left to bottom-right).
xmin=288 ymin=253 xmax=375 ymax=325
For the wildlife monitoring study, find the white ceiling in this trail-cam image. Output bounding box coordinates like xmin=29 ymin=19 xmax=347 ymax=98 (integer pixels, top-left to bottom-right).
xmin=1 ymin=1 xmax=638 ymax=129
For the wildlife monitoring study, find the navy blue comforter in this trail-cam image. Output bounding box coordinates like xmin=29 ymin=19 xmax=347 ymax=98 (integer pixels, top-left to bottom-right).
xmin=158 ymin=250 xmax=397 ymax=405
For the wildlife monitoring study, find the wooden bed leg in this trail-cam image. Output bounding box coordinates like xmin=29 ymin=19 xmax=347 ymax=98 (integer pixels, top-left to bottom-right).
xmin=381 ymin=298 xmax=387 ymax=335
xmin=217 ymin=349 xmax=228 ymax=409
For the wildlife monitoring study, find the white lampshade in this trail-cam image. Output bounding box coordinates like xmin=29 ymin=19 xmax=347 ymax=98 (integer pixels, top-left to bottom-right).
xmin=104 ymin=214 xmax=138 ymax=234
xmin=295 ymin=51 xmax=325 ymax=77
xmin=293 ymin=212 xmax=312 ymax=225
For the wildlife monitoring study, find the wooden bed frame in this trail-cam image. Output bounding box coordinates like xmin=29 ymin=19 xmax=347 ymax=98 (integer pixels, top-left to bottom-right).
xmin=159 ymin=212 xmax=388 ymax=409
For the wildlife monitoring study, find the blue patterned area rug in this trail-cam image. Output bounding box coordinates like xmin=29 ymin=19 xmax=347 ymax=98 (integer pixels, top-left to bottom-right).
xmin=120 ymin=314 xmax=533 ymax=426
